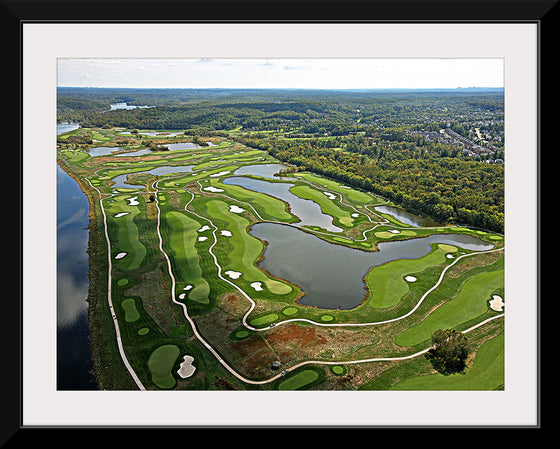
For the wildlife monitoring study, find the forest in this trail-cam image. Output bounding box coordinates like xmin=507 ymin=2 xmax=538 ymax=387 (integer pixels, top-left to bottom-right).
xmin=57 ymin=87 xmax=505 ymax=232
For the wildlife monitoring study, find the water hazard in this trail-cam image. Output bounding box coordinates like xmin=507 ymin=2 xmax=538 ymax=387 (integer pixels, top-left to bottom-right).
xmin=249 ymin=222 xmax=493 ymax=310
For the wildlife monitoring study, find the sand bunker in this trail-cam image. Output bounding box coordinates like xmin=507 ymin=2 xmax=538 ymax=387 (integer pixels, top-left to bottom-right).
xmin=184 ymin=285 xmax=193 ymax=291
xmin=404 ymin=275 xmax=417 ymax=282
xmin=225 ymin=270 xmax=242 ymax=279
xmin=220 ymin=230 xmax=232 ymax=237
xmin=229 ymin=205 xmax=245 ymax=213
xmin=115 ymin=252 xmax=127 ymax=259
xmin=323 ymin=191 xmax=336 ymax=199
xmin=203 ymin=186 xmax=224 ymax=192
xmin=198 ymin=225 xmax=210 ymax=232
xmin=489 ymin=295 xmax=504 ymax=311
xmin=389 ymin=229 xmax=400 ymax=234
xmin=127 ymin=196 xmax=139 ymax=206
xmin=210 ymin=171 xmax=231 ymax=177
xmin=177 ymin=355 xmax=196 ymax=379
xmin=179 ymin=293 xmax=186 ymax=299
xmin=446 ymin=254 xmax=455 ymax=259
xmin=251 ymin=282 xmax=264 ymax=291
xmin=351 ymin=213 xmax=359 ymax=217
xmin=198 ymin=236 xmax=208 ymax=241
xmin=114 ymin=212 xmax=129 ymax=218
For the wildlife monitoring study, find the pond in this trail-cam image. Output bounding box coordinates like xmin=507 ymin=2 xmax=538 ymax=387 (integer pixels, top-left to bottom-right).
xmin=110 ymin=165 xmax=195 ymax=189
xmin=249 ymin=222 xmax=494 ymax=310
xmin=109 ymin=102 xmax=151 ymax=111
xmin=375 ymin=204 xmax=440 ymax=227
xmin=86 ymin=141 xmax=215 ymax=157
xmin=232 ymin=163 xmax=297 ymax=180
xmin=224 ymin=176 xmax=343 ymax=233
xmin=57 ymin=121 xmax=80 ymax=134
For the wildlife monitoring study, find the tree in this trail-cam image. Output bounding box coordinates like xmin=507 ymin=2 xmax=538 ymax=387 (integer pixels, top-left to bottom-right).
xmin=425 ymin=329 xmax=469 ymax=375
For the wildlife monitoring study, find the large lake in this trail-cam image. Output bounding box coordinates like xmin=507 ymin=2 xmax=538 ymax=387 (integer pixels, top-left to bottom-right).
xmin=57 ymin=163 xmax=97 ymax=389
xmin=249 ymin=222 xmax=494 ymax=309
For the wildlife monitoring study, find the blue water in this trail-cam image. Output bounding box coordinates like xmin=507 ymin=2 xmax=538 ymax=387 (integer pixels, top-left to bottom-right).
xmin=110 ymin=165 xmax=196 ymax=189
xmin=57 ymin=163 xmax=97 ymax=390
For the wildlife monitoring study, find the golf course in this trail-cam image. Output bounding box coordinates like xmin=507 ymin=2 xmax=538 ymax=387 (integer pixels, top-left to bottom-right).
xmin=57 ymin=126 xmax=505 ymax=391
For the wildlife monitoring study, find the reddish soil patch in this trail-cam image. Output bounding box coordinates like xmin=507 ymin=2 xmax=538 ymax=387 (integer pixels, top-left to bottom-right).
xmin=267 ymin=323 xmax=327 ymax=348
xmin=230 ymin=334 xmax=269 ymax=358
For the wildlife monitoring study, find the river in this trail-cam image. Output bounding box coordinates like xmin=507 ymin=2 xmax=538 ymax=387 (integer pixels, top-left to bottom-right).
xmin=57 ymin=125 xmax=97 ymax=390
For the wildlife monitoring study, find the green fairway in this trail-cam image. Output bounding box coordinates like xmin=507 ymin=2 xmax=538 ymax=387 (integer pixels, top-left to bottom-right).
xmin=390 ymin=333 xmax=504 ymax=390
xmin=365 ymin=243 xmax=455 ymax=308
xmin=294 ymin=172 xmax=380 ymax=204
xmin=106 ymin=196 xmax=146 ymax=270
xmin=289 ymin=184 xmax=355 ymax=227
xmin=207 ymin=178 xmax=296 ymax=223
xmin=396 ymin=268 xmax=504 ymax=347
xmin=204 ymin=199 xmax=293 ymax=295
xmin=165 ymin=211 xmax=210 ymax=303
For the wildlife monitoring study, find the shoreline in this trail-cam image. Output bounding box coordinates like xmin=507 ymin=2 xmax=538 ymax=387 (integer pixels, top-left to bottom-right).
xmin=57 ymin=157 xmax=135 ymax=390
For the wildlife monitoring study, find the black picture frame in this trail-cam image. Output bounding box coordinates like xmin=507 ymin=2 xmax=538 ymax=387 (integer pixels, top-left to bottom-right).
xmin=2 ymin=0 xmax=553 ymax=443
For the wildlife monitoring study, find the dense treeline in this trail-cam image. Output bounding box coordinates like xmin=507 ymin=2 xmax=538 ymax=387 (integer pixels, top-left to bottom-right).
xmin=235 ymin=135 xmax=504 ymax=233
xmin=57 ymin=87 xmax=504 ymax=135
xmin=57 ymin=87 xmax=504 ymax=232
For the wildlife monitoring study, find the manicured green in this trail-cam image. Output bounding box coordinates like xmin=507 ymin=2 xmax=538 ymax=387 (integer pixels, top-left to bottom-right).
xmin=147 ymin=344 xmax=180 ymax=389
xmin=278 ymin=369 xmax=319 ymax=390
xmin=249 ymin=313 xmax=279 ymax=327
xmin=121 ymin=298 xmax=140 ymax=322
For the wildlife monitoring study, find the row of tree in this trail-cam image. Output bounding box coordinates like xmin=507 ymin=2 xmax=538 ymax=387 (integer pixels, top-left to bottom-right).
xmin=236 ymin=135 xmax=504 ymax=233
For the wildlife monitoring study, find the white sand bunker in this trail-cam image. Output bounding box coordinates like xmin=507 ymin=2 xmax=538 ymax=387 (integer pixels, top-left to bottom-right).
xmin=198 ymin=236 xmax=208 ymax=241
xmin=404 ymin=275 xmax=417 ymax=282
xmin=220 ymin=230 xmax=232 ymax=237
xmin=229 ymin=205 xmax=245 ymax=213
xmin=184 ymin=285 xmax=193 ymax=291
xmin=177 ymin=355 xmax=196 ymax=379
xmin=489 ymin=295 xmax=504 ymax=311
xmin=225 ymin=270 xmax=242 ymax=279
xmin=179 ymin=293 xmax=186 ymax=299
xmin=114 ymin=212 xmax=129 ymax=218
xmin=210 ymin=170 xmax=231 ymax=177
xmin=351 ymin=213 xmax=359 ymax=217
xmin=203 ymin=186 xmax=224 ymax=192
xmin=198 ymin=225 xmax=210 ymax=232
xmin=389 ymin=229 xmax=400 ymax=234
xmin=115 ymin=252 xmax=127 ymax=259
xmin=323 ymin=191 xmax=336 ymax=199
xmin=446 ymin=253 xmax=455 ymax=259
xmin=251 ymin=282 xmax=263 ymax=291
xmin=127 ymin=196 xmax=139 ymax=206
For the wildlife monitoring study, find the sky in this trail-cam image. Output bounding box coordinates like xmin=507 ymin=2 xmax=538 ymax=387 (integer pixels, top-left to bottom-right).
xmin=57 ymin=58 xmax=504 ymax=90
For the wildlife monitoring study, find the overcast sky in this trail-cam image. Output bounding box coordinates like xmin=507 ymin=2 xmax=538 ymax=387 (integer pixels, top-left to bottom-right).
xmin=57 ymin=58 xmax=504 ymax=90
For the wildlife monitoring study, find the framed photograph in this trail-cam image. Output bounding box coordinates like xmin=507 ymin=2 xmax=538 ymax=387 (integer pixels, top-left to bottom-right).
xmin=3 ymin=0 xmax=551 ymax=439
